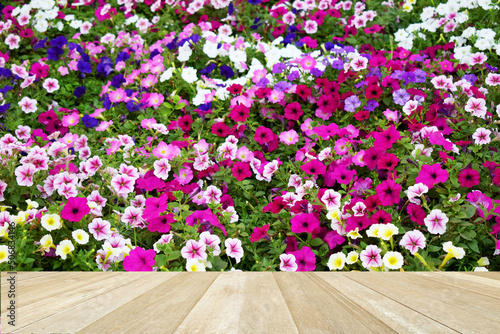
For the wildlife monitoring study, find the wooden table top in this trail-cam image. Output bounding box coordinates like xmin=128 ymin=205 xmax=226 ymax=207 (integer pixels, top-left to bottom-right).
xmin=2 ymin=271 xmax=500 ymax=333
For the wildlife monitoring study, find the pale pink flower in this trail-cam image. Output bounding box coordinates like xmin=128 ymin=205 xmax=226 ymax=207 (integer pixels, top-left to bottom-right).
xmin=262 ymin=160 xmax=279 ymax=181
xmin=88 ymin=218 xmax=112 ymax=241
xmin=15 ymin=125 xmax=31 ymax=141
xmin=5 ymin=34 xmax=20 ymax=49
xmin=181 ymin=239 xmax=207 ymax=260
xmin=18 ymin=96 xmax=37 ymax=113
xmin=424 ymin=209 xmax=448 ymax=235
xmin=153 ymin=158 xmax=171 ymax=180
xmin=469 ymin=52 xmax=487 ymax=66
xmin=174 ymin=167 xmax=193 ymax=185
xmin=11 ymin=64 xmax=28 ymax=78
xmin=86 ymin=156 xmax=103 ymax=175
xmin=43 ymin=78 xmax=60 ymax=93
xmin=352 ymin=201 xmax=367 ymax=216
xmin=472 ymin=127 xmax=491 ymax=145
xmin=153 ymin=234 xmax=174 ymax=253
xmin=360 ymin=245 xmax=383 ymax=268
xmin=121 ymin=206 xmax=144 ymax=227
xmin=399 ymin=230 xmax=426 ymax=255
xmin=465 ymin=97 xmax=487 ymax=118
xmin=236 ymin=146 xmax=254 ymax=162
xmin=279 ymin=130 xmax=299 ymax=145
xmin=203 ymin=185 xmax=221 ymax=204
xmin=0 ymin=179 xmax=7 ymax=201
xmin=404 ymin=183 xmax=429 ymax=204
xmin=225 ymin=238 xmax=244 ymax=263
xmin=109 ymin=89 xmax=126 ymax=103
xmin=58 ymin=66 xmax=69 ymax=76
xmin=15 ymin=163 xmax=36 ymax=187
xmin=217 ymin=142 xmax=237 ymax=160
xmin=111 ymin=174 xmax=135 ymax=196
xmin=485 ymin=73 xmax=500 ymax=86
xmin=303 ymin=20 xmax=318 ymax=34
xmin=152 ymin=141 xmax=180 ymax=160
xmin=321 ymin=189 xmax=341 ymax=210
xmin=280 ymin=254 xmax=298 ymax=272
xmin=350 ymin=56 xmax=368 ymax=71
xmin=58 ymin=183 xmax=78 ymax=199
xmin=62 ymin=113 xmax=80 ymax=127
xmin=199 ymin=231 xmax=221 ymax=256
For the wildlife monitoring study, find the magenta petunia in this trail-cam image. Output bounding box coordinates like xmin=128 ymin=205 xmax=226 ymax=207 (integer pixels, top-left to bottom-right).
xmin=300 ymin=160 xmax=326 ymax=176
xmin=375 ymin=179 xmax=401 ymax=206
xmin=147 ymin=214 xmax=176 ymax=233
xmin=291 ymin=213 xmax=320 ymax=234
xmin=331 ymin=164 xmax=356 ymax=184
xmin=123 ymin=247 xmax=156 ymax=272
xmin=416 ymin=163 xmax=449 ymax=188
xmin=250 ymin=224 xmax=270 ymax=243
xmin=60 ymin=197 xmax=91 ymax=222
xmin=457 ymin=168 xmax=480 ymax=188
xmin=290 ymin=246 xmax=316 ymax=271
xmin=186 ymin=209 xmax=227 ymax=236
xmin=254 ymin=126 xmax=274 ymax=145
xmin=373 ymin=125 xmax=401 ymax=150
xmin=231 ymin=161 xmax=252 ymax=181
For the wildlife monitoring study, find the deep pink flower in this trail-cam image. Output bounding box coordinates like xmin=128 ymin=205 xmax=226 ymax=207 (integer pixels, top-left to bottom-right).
xmin=231 ymin=162 xmax=252 ymax=181
xmin=254 ymin=126 xmax=274 ymax=145
xmin=407 ymin=204 xmax=426 ymax=225
xmin=291 ymin=213 xmax=320 ymax=234
xmin=373 ymin=125 xmax=401 ymax=150
xmin=370 ymin=210 xmax=392 ymax=225
xmin=377 ymin=153 xmax=400 ymax=171
xmin=142 ymin=194 xmax=169 ymax=220
xmin=60 ymin=197 xmax=91 ymax=222
xmin=290 ymin=246 xmax=316 ymax=271
xmin=284 ymin=102 xmax=303 ymax=120
xmin=186 ymin=209 xmax=227 ymax=236
xmin=416 ymin=164 xmax=449 ymax=188
xmin=262 ymin=197 xmax=288 ymax=214
xmin=331 ymin=165 xmax=356 ymax=184
xmin=250 ymin=224 xmax=270 ymax=242
xmin=300 ymin=160 xmax=326 ymax=176
xmin=123 ymin=247 xmax=156 ymax=271
xmin=375 ymin=179 xmax=401 ymax=206
xmin=457 ymin=168 xmax=480 ymax=188
xmin=147 ymin=214 xmax=176 ymax=233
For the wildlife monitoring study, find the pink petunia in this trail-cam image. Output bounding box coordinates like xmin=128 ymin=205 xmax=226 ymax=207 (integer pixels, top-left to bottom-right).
xmin=360 ymin=245 xmax=383 ymax=268
xmin=250 ymin=224 xmax=270 ymax=243
xmin=321 ymin=189 xmax=341 ymax=210
xmin=290 ymin=246 xmax=316 ymax=271
xmin=301 ymin=160 xmax=326 ymax=176
xmin=291 ymin=213 xmax=320 ymax=234
xmin=279 ymin=254 xmax=298 ymax=272
xmin=225 ymin=238 xmax=244 ymax=263
xmin=61 ymin=197 xmax=91 ymax=222
xmin=279 ymin=130 xmax=299 ymax=146
xmin=399 ymin=230 xmax=426 ymax=255
xmin=424 ymin=209 xmax=448 ymax=235
xmin=123 ymin=247 xmax=156 ymax=271
xmin=88 ymin=218 xmax=112 ymax=241
xmin=415 ymin=164 xmax=449 ymax=188
xmin=15 ymin=163 xmax=36 ymax=187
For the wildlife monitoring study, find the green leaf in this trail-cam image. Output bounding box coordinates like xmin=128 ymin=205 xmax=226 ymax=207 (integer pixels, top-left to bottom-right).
xmin=311 ymin=238 xmax=324 ymax=247
xmin=164 ymin=251 xmax=181 ymax=262
xmin=464 ymin=205 xmax=476 ymax=218
xmin=213 ymin=258 xmax=228 ymax=271
xmin=468 ymin=240 xmax=480 ymax=254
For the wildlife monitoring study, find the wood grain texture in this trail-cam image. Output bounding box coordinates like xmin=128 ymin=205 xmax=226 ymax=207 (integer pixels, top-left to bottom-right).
xmin=2 ymin=272 xmax=500 ymax=334
xmin=174 ymin=272 xmax=298 ymax=334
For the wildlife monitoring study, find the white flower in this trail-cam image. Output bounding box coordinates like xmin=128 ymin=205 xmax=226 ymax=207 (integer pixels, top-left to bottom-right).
xmin=40 ymin=234 xmax=54 ymax=252
xmin=327 ymin=252 xmax=346 ymax=270
xmin=181 ymin=67 xmax=198 ymax=84
xmin=160 ymin=68 xmax=174 ymax=82
xmin=43 ymin=78 xmax=60 ymax=93
xmin=346 ymin=251 xmax=359 ymax=264
xmin=0 ymin=245 xmax=9 ymax=263
xmin=442 ymin=241 xmax=465 ymax=259
xmin=378 ymin=223 xmax=399 ymax=240
xmin=18 ymin=96 xmax=38 ymax=113
xmin=72 ymin=229 xmax=90 ymax=245
xmin=41 ymin=213 xmax=62 ymax=231
xmin=55 ymin=240 xmax=75 ymax=260
xmin=383 ymin=251 xmax=404 ymax=270
xmin=177 ymin=43 xmax=192 ymax=62
xmin=186 ymin=259 xmax=206 ymax=271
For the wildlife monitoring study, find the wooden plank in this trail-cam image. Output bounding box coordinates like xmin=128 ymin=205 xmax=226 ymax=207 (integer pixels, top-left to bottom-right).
xmin=174 ymin=272 xmax=299 ymax=334
xmin=1 ymin=272 xmax=123 ymax=317
xmin=346 ymin=272 xmax=500 ymax=333
xmin=13 ymin=273 xmax=179 ymax=334
xmin=274 ymin=272 xmax=396 ymax=333
xmin=463 ymin=272 xmax=500 ymax=280
xmin=417 ymin=272 xmax=500 ymax=298
xmin=80 ymin=272 xmax=219 ymax=334
xmin=315 ymin=273 xmax=457 ymax=334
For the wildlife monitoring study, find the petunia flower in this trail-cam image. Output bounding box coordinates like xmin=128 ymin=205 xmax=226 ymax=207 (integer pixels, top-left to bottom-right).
xmin=301 ymin=160 xmax=326 ymax=176
xmin=383 ymin=252 xmax=404 ymax=270
xmin=375 ymin=179 xmax=401 ymax=206
xmin=290 ymin=246 xmax=316 ymax=271
xmin=291 ymin=213 xmax=320 ymax=234
xmin=416 ymin=164 xmax=449 ymax=188
xmin=123 ymin=247 xmax=156 ymax=271
xmin=61 ymin=197 xmax=91 ymax=222
xmin=249 ymin=224 xmax=270 ymax=243
xmin=327 ymin=252 xmax=346 ymax=270
xmin=360 ymin=245 xmax=383 ymax=268
xmin=181 ymin=239 xmax=207 ymax=260
xmin=225 ymin=238 xmax=244 ymax=263
xmin=279 ymin=254 xmax=298 ymax=272
xmin=399 ymin=230 xmax=426 ymax=255
xmin=231 ymin=162 xmax=252 ymax=181
xmin=457 ymin=168 xmax=480 ymax=188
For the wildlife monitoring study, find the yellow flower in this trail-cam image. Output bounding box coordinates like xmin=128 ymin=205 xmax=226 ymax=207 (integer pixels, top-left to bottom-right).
xmin=40 ymin=235 xmax=55 ymax=252
xmin=0 ymin=245 xmax=9 ymax=263
xmin=346 ymin=251 xmax=359 ymax=265
xmin=327 ymin=252 xmax=346 ymax=271
xmin=383 ymin=251 xmax=404 ymax=270
xmin=378 ymin=223 xmax=399 ymax=240
xmin=366 ymin=224 xmax=381 ymax=238
xmin=41 ymin=213 xmax=62 ymax=231
xmin=186 ymin=259 xmax=206 ymax=272
xmin=55 ymin=240 xmax=74 ymax=260
xmin=477 ymin=257 xmax=490 ymax=267
xmin=26 ymin=199 xmax=39 ymax=210
xmin=347 ymin=227 xmax=362 ymax=239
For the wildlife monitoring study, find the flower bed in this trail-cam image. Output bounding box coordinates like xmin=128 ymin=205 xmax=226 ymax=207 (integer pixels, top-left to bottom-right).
xmin=0 ymin=0 xmax=499 ymax=272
